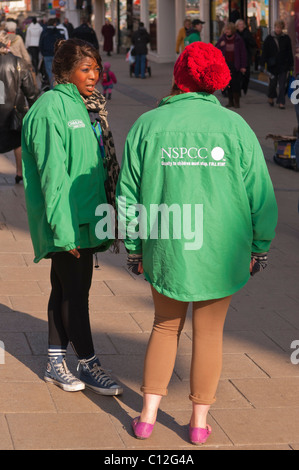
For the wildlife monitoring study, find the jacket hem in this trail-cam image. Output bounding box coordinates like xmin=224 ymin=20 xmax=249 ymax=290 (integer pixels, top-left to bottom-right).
xmin=33 ymin=239 xmax=113 ymax=263
xmin=143 ymin=271 xmax=251 ymax=302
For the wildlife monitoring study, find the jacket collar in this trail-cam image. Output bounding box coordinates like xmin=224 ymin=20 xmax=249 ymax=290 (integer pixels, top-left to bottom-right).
xmin=271 ymin=31 xmax=286 ymax=38
xmin=54 ymin=83 xmax=83 ymax=102
xmin=53 ymin=83 xmax=90 ymax=118
xmin=158 ymin=92 xmax=221 ymax=108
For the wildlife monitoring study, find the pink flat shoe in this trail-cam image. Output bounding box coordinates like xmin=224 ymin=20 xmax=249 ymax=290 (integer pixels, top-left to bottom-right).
xmin=189 ymin=424 xmax=212 ymax=445
xmin=132 ymin=416 xmax=155 ymax=440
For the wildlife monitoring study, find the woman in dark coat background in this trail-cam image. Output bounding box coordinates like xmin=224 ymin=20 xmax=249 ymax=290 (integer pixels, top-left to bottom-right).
xmin=236 ymin=19 xmax=256 ymax=94
xmin=101 ymin=19 xmax=115 ymax=56
xmin=260 ymin=20 xmax=294 ymax=109
xmin=216 ymin=22 xmax=247 ymax=108
xmin=0 ymin=30 xmax=37 ymax=183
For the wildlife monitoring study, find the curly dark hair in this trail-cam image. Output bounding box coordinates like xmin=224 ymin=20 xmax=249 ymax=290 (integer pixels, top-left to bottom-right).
xmin=52 ymin=38 xmax=102 ymax=84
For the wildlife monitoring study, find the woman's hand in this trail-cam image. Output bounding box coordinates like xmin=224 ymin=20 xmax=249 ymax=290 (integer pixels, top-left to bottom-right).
xmin=250 ymin=253 xmax=268 ymax=276
xmin=250 ymin=258 xmax=256 ymax=273
xmin=69 ymin=247 xmax=81 ymax=258
xmin=138 ymin=261 xmax=144 ymax=274
xmin=127 ymin=253 xmax=142 ymax=275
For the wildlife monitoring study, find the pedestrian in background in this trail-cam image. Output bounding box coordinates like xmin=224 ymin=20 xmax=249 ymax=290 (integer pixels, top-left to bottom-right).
xmin=5 ymin=20 xmax=32 ymax=69
xmin=101 ymin=18 xmax=115 ymax=56
xmin=216 ymin=22 xmax=247 ymax=108
xmin=22 ymin=38 xmax=122 ymax=396
xmin=132 ymin=22 xmax=150 ymax=79
xmin=63 ymin=18 xmax=74 ymax=37
xmin=8 ymin=17 xmax=26 ymax=41
xmin=39 ymin=16 xmax=48 ymax=31
xmin=25 ymin=17 xmax=43 ymax=75
xmin=117 ymin=42 xmax=277 ymax=445
xmin=229 ymin=1 xmax=241 ymax=23
xmin=0 ymin=30 xmax=37 ymax=184
xmin=39 ymin=18 xmax=65 ymax=88
xmin=71 ymin=17 xmax=99 ymax=50
xmin=56 ymin=19 xmax=69 ymax=40
xmin=235 ymin=18 xmax=256 ymax=94
xmin=101 ymin=61 xmax=117 ymax=100
xmin=175 ymin=18 xmax=191 ymax=55
xmin=260 ymin=20 xmax=294 ymax=109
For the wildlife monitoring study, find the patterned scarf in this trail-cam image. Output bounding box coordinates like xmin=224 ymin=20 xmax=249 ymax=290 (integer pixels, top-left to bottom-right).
xmin=81 ymin=88 xmax=120 ymax=252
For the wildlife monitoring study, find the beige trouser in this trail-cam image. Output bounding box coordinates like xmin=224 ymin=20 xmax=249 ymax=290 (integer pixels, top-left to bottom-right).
xmin=141 ymin=287 xmax=232 ymax=405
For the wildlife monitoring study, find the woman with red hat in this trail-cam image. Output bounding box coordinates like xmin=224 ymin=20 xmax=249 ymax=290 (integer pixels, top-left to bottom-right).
xmin=117 ymin=42 xmax=277 ymax=445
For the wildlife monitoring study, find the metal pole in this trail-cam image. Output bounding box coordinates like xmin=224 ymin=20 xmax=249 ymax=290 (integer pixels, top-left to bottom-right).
xmin=117 ymin=0 xmax=120 ymax=53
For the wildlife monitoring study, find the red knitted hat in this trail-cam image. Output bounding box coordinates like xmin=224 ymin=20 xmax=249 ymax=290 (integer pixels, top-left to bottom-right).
xmin=174 ymin=42 xmax=231 ymax=94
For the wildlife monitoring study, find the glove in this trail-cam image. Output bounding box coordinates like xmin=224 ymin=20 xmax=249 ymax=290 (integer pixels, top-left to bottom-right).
xmin=251 ymin=252 xmax=268 ymax=276
xmin=127 ymin=253 xmax=142 ymax=275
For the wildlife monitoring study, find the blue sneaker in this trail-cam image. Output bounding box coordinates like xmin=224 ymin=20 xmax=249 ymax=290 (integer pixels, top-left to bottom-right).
xmin=44 ymin=357 xmax=85 ymax=392
xmin=78 ymin=357 xmax=123 ymax=396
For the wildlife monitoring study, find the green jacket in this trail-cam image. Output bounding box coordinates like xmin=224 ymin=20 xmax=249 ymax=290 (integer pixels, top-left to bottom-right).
xmin=22 ymin=83 xmax=111 ymax=263
xmin=116 ymin=93 xmax=278 ymax=301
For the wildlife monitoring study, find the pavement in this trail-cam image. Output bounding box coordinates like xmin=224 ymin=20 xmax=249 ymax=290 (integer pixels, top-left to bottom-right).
xmin=0 ymin=52 xmax=299 ymax=452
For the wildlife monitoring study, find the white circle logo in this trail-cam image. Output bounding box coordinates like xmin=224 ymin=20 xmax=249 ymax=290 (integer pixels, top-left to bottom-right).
xmin=211 ymin=147 xmax=225 ymax=161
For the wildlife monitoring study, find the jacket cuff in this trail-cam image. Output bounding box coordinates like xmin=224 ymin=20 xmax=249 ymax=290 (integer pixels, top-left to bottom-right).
xmin=126 ymin=248 xmax=142 ymax=255
xmin=63 ymin=243 xmax=78 ymax=251
xmin=52 ymin=242 xmax=77 ymax=251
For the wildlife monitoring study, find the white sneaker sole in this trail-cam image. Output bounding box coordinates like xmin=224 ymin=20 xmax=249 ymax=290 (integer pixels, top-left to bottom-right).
xmin=44 ymin=376 xmax=85 ymax=392
xmin=84 ymin=383 xmax=123 ymax=396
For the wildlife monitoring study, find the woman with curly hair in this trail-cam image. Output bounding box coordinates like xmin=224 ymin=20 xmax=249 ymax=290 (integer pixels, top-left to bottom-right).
xmin=117 ymin=42 xmax=278 ymax=445
xmin=22 ymin=38 xmax=122 ymax=396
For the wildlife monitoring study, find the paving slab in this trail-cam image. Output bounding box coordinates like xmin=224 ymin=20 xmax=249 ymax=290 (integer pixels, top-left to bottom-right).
xmin=0 ymin=280 xmax=43 ymax=296
xmin=0 ymin=253 xmax=27 ymax=267
xmin=0 ymin=266 xmax=50 ymax=281
xmin=230 ymin=377 xmax=299 ymax=408
xmin=0 ymin=355 xmax=45 ymax=382
xmin=211 ymin=408 xmax=299 ymax=446
xmin=0 ymin=414 xmax=14 ymax=450
xmin=244 ymin=350 xmax=299 ymax=378
xmin=0 ymin=383 xmax=55 ymax=413
xmin=6 ymin=413 xmax=125 ymax=450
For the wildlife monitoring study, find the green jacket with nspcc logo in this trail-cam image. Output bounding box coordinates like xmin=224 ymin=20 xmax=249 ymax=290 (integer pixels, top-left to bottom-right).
xmin=22 ymin=83 xmax=111 ymax=263
xmin=116 ymin=92 xmax=278 ymax=302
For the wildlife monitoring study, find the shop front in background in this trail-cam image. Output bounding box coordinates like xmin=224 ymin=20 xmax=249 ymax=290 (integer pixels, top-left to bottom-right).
xmin=210 ymin=0 xmax=296 ymax=79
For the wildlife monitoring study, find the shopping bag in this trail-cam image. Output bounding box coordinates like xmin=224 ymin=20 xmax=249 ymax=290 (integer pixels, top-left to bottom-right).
xmin=125 ymin=46 xmax=136 ymax=64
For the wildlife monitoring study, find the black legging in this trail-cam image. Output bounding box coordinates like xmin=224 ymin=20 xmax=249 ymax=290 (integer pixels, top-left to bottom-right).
xmin=48 ymin=249 xmax=95 ymax=359
xmin=268 ymin=71 xmax=288 ymax=106
xmin=227 ymin=63 xmax=242 ymax=96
